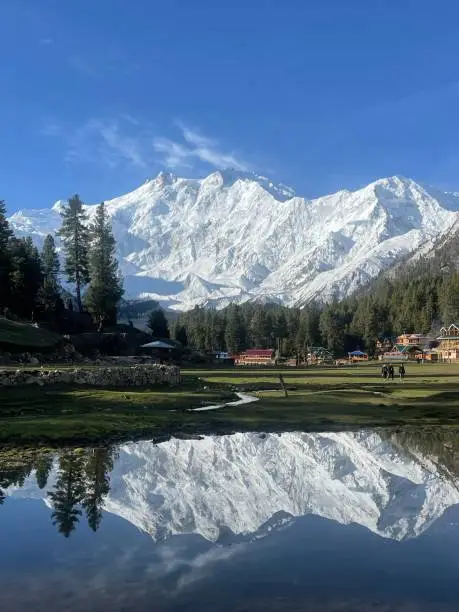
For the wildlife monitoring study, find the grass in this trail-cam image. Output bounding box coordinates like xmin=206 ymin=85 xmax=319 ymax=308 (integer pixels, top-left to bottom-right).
xmin=0 ymin=318 xmax=60 ymax=350
xmin=2 ymin=363 xmax=459 ymax=447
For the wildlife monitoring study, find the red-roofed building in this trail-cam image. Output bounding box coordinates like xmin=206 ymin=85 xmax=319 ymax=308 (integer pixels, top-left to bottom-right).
xmin=234 ymin=348 xmax=275 ymax=366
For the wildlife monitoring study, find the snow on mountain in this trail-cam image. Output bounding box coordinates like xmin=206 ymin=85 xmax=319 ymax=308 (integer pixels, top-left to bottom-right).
xmin=8 ymin=171 xmax=459 ymax=309
xmin=8 ymin=431 xmax=459 ymax=543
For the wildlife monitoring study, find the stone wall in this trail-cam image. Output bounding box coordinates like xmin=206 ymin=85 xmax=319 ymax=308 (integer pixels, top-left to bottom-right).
xmin=0 ymin=364 xmax=181 ymax=388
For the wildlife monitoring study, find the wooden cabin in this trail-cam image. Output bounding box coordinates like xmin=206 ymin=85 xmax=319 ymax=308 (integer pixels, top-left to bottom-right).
xmin=348 ymin=350 xmax=369 ymax=363
xmin=307 ymin=347 xmax=334 ymax=364
xmin=375 ymin=337 xmax=394 ymax=353
xmin=396 ymin=333 xmax=430 ymax=346
xmin=436 ymin=324 xmax=459 ymax=361
xmin=382 ymin=344 xmax=421 ymax=361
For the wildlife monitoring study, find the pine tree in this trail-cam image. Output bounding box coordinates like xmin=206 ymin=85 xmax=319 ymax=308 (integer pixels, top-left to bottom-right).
xmin=83 ymin=448 xmax=114 ymax=532
xmin=274 ymin=311 xmax=288 ymax=352
xmin=249 ymin=308 xmax=270 ymax=348
xmin=35 ymin=455 xmax=54 ymax=490
xmin=175 ymin=325 xmax=188 ymax=346
xmin=225 ymin=304 xmax=246 ymax=353
xmin=319 ymin=307 xmax=345 ymax=355
xmin=8 ymin=237 xmax=43 ymax=319
xmin=39 ymin=234 xmax=61 ymax=314
xmin=439 ymin=272 xmax=459 ymax=324
xmin=48 ymin=451 xmax=85 ymax=538
xmin=0 ymin=200 xmax=13 ymax=312
xmin=85 ymin=202 xmax=124 ymax=330
xmin=58 ymin=195 xmax=90 ymax=312
xmin=147 ymin=303 xmax=170 ymax=338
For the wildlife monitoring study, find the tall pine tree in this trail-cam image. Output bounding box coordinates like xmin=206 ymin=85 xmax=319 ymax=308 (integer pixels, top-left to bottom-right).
xmin=0 ymin=200 xmax=13 ymax=312
xmin=39 ymin=234 xmax=61 ymax=314
xmin=225 ymin=304 xmax=246 ymax=353
xmin=8 ymin=237 xmax=43 ymax=319
xmin=175 ymin=325 xmax=188 ymax=346
xmin=147 ymin=303 xmax=170 ymax=338
xmin=49 ymin=451 xmax=85 ymax=538
xmin=58 ymin=195 xmax=90 ymax=312
xmin=35 ymin=455 xmax=54 ymax=490
xmin=85 ymin=202 xmax=123 ymax=329
xmin=82 ymin=448 xmax=114 ymax=532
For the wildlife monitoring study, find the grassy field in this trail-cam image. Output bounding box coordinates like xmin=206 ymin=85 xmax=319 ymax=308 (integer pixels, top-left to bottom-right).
xmin=1 ymin=362 xmax=459 ymax=447
xmin=0 ymin=318 xmax=61 ymax=350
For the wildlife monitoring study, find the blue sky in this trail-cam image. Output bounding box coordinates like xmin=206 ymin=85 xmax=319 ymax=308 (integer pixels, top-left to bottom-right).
xmin=2 ymin=0 xmax=459 ymax=213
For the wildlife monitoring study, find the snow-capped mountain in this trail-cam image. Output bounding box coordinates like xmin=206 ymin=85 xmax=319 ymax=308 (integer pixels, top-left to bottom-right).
xmin=8 ymin=171 xmax=459 ymax=310
xmin=8 ymin=431 xmax=459 ymax=542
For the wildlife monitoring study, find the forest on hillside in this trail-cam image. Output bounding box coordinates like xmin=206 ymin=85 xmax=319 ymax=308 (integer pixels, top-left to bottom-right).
xmin=173 ymin=233 xmax=459 ymax=356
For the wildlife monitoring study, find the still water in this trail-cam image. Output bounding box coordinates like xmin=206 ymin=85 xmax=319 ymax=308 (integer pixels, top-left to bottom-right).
xmin=2 ymin=429 xmax=459 ymax=611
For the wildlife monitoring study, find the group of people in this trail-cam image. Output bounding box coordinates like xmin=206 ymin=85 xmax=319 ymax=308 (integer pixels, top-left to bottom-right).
xmin=381 ymin=363 xmax=406 ymax=380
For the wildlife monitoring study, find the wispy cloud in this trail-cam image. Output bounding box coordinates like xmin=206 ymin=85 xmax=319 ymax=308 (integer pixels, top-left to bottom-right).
xmin=145 ymin=542 xmax=247 ymax=593
xmin=39 ymin=37 xmax=53 ymax=45
xmin=42 ymin=116 xmax=151 ymax=170
xmin=154 ymin=121 xmax=249 ymax=171
xmin=41 ymin=116 xmax=250 ymax=175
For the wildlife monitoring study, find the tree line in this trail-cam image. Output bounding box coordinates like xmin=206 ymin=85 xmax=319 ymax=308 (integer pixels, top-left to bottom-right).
xmin=0 ymin=447 xmax=116 ymax=537
xmin=171 ymin=264 xmax=459 ymax=357
xmin=0 ymin=196 xmax=123 ymax=329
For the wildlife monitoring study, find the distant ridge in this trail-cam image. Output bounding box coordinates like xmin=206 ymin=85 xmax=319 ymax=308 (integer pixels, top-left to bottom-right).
xmin=8 ymin=171 xmax=459 ymax=310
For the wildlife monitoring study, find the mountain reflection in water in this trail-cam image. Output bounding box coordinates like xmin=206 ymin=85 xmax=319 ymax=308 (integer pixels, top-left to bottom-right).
xmin=2 ymin=428 xmax=459 ymax=611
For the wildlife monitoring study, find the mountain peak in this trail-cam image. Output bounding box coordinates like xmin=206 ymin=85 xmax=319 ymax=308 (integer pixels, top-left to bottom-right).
xmin=369 ymin=175 xmax=415 ymax=190
xmin=51 ymin=199 xmax=66 ymax=212
xmin=205 ymin=168 xmax=296 ymax=201
xmin=7 ymin=171 xmax=459 ymax=309
xmin=152 ymin=171 xmax=176 ymax=186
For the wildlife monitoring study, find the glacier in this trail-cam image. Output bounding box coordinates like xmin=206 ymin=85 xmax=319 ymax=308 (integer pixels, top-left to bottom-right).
xmin=8 ymin=171 xmax=459 ymax=310
xmin=7 ymin=430 xmax=459 ymax=543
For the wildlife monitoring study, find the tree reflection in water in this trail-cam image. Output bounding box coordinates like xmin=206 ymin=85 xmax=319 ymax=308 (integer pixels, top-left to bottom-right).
xmin=0 ymin=446 xmax=117 ymax=537
xmin=382 ymin=428 xmax=459 ymax=486
xmin=1 ymin=427 xmax=459 ymax=539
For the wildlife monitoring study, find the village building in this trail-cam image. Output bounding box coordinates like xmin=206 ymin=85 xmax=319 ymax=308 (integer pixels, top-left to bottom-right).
xmin=348 ymin=350 xmax=369 ymax=363
xmin=234 ymin=348 xmax=275 ymax=366
xmin=395 ymin=333 xmax=430 ymax=346
xmin=375 ymin=337 xmax=394 ymax=354
xmin=381 ymin=343 xmax=423 ymax=361
xmin=380 ymin=331 xmax=438 ymax=362
xmin=435 ymin=324 xmax=459 ymax=361
xmin=307 ymin=346 xmax=334 ymax=364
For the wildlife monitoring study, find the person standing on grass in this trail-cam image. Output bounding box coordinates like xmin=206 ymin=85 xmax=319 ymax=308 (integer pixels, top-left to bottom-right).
xmin=389 ymin=364 xmax=395 ymax=380
xmin=398 ymin=363 xmax=405 ymax=380
xmin=381 ymin=364 xmax=387 ymax=379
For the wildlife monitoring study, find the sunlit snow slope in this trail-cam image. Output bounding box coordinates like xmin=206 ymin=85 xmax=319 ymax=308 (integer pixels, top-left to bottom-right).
xmin=8 ymin=171 xmax=459 ymax=309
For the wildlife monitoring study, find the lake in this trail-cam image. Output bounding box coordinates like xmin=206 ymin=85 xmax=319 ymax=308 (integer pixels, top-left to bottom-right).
xmin=2 ymin=428 xmax=459 ymax=611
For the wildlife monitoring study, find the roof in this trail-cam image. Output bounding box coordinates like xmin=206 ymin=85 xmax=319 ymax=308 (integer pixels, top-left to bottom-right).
xmin=398 ymin=333 xmax=426 ymax=338
xmin=140 ymin=340 xmax=175 ymax=349
xmin=243 ymin=349 xmax=274 ymax=356
xmin=348 ymin=350 xmax=367 ymax=356
xmin=308 ymin=347 xmax=334 ymax=358
xmin=392 ymin=344 xmax=422 ymax=353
